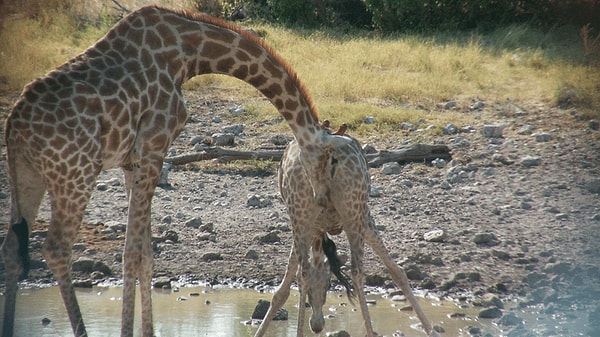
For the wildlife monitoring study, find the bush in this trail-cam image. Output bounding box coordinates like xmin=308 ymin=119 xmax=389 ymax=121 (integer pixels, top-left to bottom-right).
xmin=364 ymin=0 xmax=599 ymax=32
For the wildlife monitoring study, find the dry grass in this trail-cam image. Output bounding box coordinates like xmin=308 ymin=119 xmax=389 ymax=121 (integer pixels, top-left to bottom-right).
xmin=1 ymin=5 xmax=598 ymax=134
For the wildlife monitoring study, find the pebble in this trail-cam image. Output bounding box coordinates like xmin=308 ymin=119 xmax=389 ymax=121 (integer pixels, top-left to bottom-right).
xmin=255 ymin=231 xmax=281 ymax=244
xmin=247 ymin=194 xmax=273 ymax=208
xmin=533 ymin=132 xmax=552 ymax=142
xmin=478 ymin=307 xmax=503 ymax=319
xmin=481 ymin=124 xmax=505 ymax=138
xmin=251 ymin=299 xmax=288 ymax=320
xmin=228 ymin=106 xmax=245 ymax=115
xmin=201 ymin=252 xmax=223 ymax=262
xmin=363 ymin=116 xmax=376 ymax=124
xmin=443 ymin=123 xmax=458 ymax=135
xmin=211 ymin=132 xmax=235 ymax=146
xmin=520 ymin=155 xmax=541 ymax=167
xmin=184 ymin=217 xmax=203 ymax=228
xmin=381 ymin=162 xmax=402 ymax=175
xmin=472 ymin=232 xmax=498 ymax=245
xmin=443 ymin=100 xmax=457 ymax=110
xmin=589 ymin=119 xmax=599 ymax=130
xmin=221 ymin=124 xmax=245 ymax=135
xmin=517 ymin=124 xmax=533 ymax=135
xmin=431 ymin=158 xmax=446 ymax=168
xmin=424 ymin=229 xmax=446 ymax=242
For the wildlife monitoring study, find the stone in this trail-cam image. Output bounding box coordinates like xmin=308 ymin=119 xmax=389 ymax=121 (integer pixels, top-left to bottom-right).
xmin=443 ymin=123 xmax=458 ymax=135
xmin=481 ymin=124 xmax=505 ymax=138
xmin=269 ymin=134 xmax=289 ymax=145
xmin=255 ymin=232 xmax=281 ymax=244
xmin=201 ymin=252 xmax=223 ymax=262
xmin=381 ymin=162 xmax=402 ymax=175
xmin=328 ymin=331 xmax=351 ymax=337
xmin=158 ymin=162 xmax=171 ymax=187
xmin=365 ymin=274 xmax=386 ymax=287
xmin=247 ymin=194 xmax=273 ymax=208
xmin=543 ymin=261 xmax=572 ymax=275
xmin=363 ymin=116 xmax=376 ymax=124
xmin=472 ymin=232 xmax=498 ymax=245
xmin=185 ymin=217 xmax=203 ymax=229
xmin=424 ymin=229 xmax=446 ymax=242
xmin=405 ymin=264 xmax=424 ymax=280
xmin=431 ymin=158 xmax=446 ymax=168
xmin=517 ymin=124 xmax=533 ymax=135
xmin=71 ymin=257 xmax=95 ymax=273
xmin=252 ymin=299 xmax=288 ymax=320
xmin=589 ymin=119 xmax=599 ymax=130
xmin=401 ymin=122 xmax=416 ymax=131
xmin=520 ymin=155 xmax=541 ymax=167
xmin=478 ymin=307 xmax=502 ymax=319
xmin=499 ymin=313 xmax=523 ymax=326
xmin=533 ymin=132 xmax=552 ymax=142
xmin=245 ymin=250 xmax=259 ymax=260
xmin=586 ymin=179 xmax=600 ymax=194
xmin=221 ymin=123 xmax=245 ymax=135
xmin=228 ymin=106 xmax=245 ymax=115
xmin=153 ymin=277 xmax=172 ymax=289
xmin=443 ymin=100 xmax=457 ymax=110
xmin=211 ymin=132 xmax=235 ymax=146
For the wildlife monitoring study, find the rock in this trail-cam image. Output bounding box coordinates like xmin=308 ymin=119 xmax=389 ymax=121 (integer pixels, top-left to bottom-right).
xmin=73 ymin=279 xmax=93 ymax=288
xmin=520 ymin=155 xmax=541 ymax=167
xmin=185 ymin=217 xmax=203 ymax=228
xmin=524 ymin=272 xmax=546 ymax=287
xmin=533 ymin=132 xmax=552 ymax=142
xmin=328 ymin=331 xmax=351 ymax=337
xmin=363 ymin=116 xmax=376 ymax=124
xmin=589 ymin=119 xmax=599 ymax=130
xmin=401 ymin=122 xmax=416 ymax=131
xmin=474 ymin=293 xmax=504 ymax=309
xmin=478 ymin=307 xmax=503 ymax=319
xmin=252 ymin=299 xmax=288 ymax=320
xmin=499 ymin=313 xmax=523 ymax=326
xmin=472 ymin=232 xmax=498 ymax=245
xmin=405 ymin=264 xmax=424 ymax=280
xmin=543 ymin=261 xmax=572 ymax=275
xmin=211 ymin=132 xmax=235 ymax=146
xmin=247 ymin=194 xmax=273 ymax=208
xmin=221 ymin=124 xmax=245 ymax=135
xmin=469 ymin=100 xmax=485 ymax=111
xmin=269 ymin=134 xmax=289 ymax=145
xmin=369 ymin=186 xmax=382 ymax=197
xmin=153 ymin=277 xmax=172 ymax=289
xmin=71 ymin=257 xmax=95 ymax=273
xmin=481 ymin=124 xmax=505 ymax=138
xmin=365 ymin=274 xmax=386 ymax=287
xmin=443 ymin=123 xmax=458 ymax=135
xmin=555 ymin=213 xmax=568 ymax=220
xmin=431 ymin=158 xmax=446 ymax=168
xmin=245 ymin=250 xmax=259 ymax=260
xmin=586 ymin=179 xmax=600 ymax=194
xmin=492 ymin=249 xmax=511 ymax=260
xmin=201 ymin=252 xmax=223 ymax=262
xmin=381 ymin=162 xmax=401 ymax=175
xmin=442 ymin=100 xmax=457 ymax=110
xmin=424 ymin=229 xmax=446 ymax=242
xmin=517 ymin=124 xmax=533 ymax=135
xmin=229 ymin=106 xmax=245 ymax=115
xmin=255 ymin=232 xmax=281 ymax=244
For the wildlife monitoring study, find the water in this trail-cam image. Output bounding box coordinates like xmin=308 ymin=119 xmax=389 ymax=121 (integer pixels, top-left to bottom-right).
xmin=1 ymin=285 xmax=497 ymax=336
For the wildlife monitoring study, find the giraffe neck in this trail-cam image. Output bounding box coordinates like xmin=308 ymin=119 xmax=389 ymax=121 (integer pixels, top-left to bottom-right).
xmin=105 ymin=5 xmax=325 ymax=146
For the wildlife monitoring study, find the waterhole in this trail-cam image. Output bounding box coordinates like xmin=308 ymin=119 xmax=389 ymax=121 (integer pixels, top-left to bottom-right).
xmin=1 ymin=285 xmax=499 ymax=336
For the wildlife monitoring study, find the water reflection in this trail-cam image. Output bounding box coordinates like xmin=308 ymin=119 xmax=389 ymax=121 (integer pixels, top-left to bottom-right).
xmin=1 ymin=286 xmax=495 ymax=336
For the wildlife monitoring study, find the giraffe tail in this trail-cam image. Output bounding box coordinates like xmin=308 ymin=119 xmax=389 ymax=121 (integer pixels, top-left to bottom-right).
xmin=322 ymin=234 xmax=356 ymax=302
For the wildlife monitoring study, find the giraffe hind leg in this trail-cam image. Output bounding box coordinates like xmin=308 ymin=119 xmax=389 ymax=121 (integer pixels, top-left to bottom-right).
xmin=1 ymin=150 xmax=46 ymax=337
xmin=363 ymin=221 xmax=439 ymax=337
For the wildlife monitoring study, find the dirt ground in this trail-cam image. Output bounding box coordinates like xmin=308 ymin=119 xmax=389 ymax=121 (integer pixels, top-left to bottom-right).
xmin=1 ymin=89 xmax=599 ymax=335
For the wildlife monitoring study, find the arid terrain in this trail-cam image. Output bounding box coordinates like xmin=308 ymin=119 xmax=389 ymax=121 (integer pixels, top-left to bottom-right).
xmin=1 ymin=89 xmax=599 ymax=335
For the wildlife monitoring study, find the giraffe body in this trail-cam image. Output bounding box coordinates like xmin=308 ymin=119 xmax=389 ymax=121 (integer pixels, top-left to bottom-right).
xmin=255 ymin=135 xmax=441 ymax=337
xmin=1 ymin=5 xmax=333 ymax=337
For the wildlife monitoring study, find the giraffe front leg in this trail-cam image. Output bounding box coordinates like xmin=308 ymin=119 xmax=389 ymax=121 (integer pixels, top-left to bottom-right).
xmin=43 ymin=215 xmax=88 ymax=337
xmin=254 ymin=246 xmax=298 ymax=337
xmin=347 ymin=230 xmax=375 ymax=337
xmin=121 ymin=163 xmax=160 ymax=337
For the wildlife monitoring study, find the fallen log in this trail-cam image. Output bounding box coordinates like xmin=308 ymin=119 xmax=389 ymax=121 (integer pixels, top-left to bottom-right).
xmin=164 ymin=143 xmax=451 ymax=167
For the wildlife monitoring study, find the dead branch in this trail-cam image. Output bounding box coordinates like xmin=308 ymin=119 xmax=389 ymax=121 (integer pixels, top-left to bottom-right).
xmin=164 ymin=143 xmax=451 ymax=167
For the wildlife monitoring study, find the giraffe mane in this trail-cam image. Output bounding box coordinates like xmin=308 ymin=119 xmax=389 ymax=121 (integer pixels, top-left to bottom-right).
xmin=155 ymin=5 xmax=320 ymax=123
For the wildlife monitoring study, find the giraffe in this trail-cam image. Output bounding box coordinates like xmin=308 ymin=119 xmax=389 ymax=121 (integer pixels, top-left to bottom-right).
xmin=1 ymin=5 xmax=342 ymax=337
xmin=254 ymin=130 xmax=441 ymax=337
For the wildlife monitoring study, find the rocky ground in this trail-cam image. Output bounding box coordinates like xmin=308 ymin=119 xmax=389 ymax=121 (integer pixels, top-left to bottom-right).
xmin=1 ymin=89 xmax=600 ymax=336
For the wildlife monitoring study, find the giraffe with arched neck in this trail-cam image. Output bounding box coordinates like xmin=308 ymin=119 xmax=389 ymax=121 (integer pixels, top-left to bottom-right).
xmin=255 ymin=127 xmax=441 ymax=337
xmin=1 ymin=6 xmax=334 ymax=337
